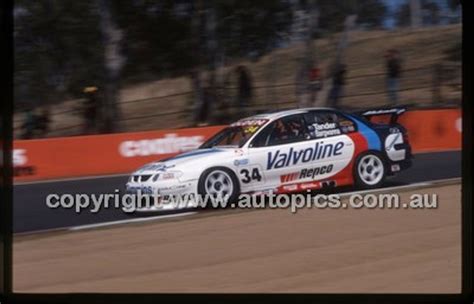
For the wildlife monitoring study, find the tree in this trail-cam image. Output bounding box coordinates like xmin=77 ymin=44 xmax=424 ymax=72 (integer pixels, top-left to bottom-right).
xmin=295 ymin=0 xmax=319 ymax=107
xmin=316 ymin=0 xmax=386 ymax=33
xmin=17 ymin=1 xmax=392 ymax=120
xmin=15 ymin=0 xmax=297 ymax=128
xmin=356 ymin=0 xmax=388 ymax=28
xmin=396 ymin=0 xmax=449 ymax=28
xmin=423 ymin=1 xmax=441 ymax=25
xmin=410 ymin=0 xmax=422 ymax=28
xmin=97 ymin=0 xmax=125 ymax=133
xmin=15 ymin=0 xmax=125 ymax=133
xmin=110 ymin=0 xmax=196 ymax=81
xmin=444 ymin=0 xmax=461 ymax=23
xmin=395 ymin=2 xmax=412 ymax=27
xmin=446 ymin=0 xmax=461 ymax=11
xmin=14 ymin=0 xmax=104 ymax=109
xmin=214 ymin=1 xmax=292 ymax=58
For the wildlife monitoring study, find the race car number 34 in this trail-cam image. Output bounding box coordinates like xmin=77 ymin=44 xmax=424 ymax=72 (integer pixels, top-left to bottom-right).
xmin=239 ymin=167 xmax=263 ymax=184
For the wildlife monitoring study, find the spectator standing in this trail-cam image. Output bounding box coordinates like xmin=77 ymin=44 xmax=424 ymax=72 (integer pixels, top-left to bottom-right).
xmin=385 ymin=49 xmax=402 ymax=105
xmin=236 ymin=65 xmax=253 ymax=117
xmin=309 ymin=66 xmax=323 ymax=106
xmin=21 ymin=108 xmax=37 ymax=139
xmin=198 ymin=80 xmax=213 ymax=125
xmin=327 ymin=63 xmax=346 ymax=108
xmin=36 ymin=107 xmax=51 ymax=137
xmin=82 ymin=86 xmax=99 ymax=134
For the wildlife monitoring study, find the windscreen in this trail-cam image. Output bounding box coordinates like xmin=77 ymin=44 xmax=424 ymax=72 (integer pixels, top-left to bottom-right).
xmin=200 ymin=119 xmax=268 ymax=148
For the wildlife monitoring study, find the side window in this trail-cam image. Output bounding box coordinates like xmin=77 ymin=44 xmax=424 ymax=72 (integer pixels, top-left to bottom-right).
xmin=250 ymin=123 xmax=274 ymax=148
xmin=305 ymin=111 xmax=356 ymax=138
xmin=250 ymin=114 xmax=309 ymax=147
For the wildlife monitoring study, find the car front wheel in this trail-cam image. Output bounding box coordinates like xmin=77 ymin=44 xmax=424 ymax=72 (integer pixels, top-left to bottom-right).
xmin=198 ymin=167 xmax=240 ymax=207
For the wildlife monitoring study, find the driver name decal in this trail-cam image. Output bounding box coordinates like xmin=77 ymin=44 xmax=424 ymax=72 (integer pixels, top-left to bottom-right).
xmin=313 ymin=122 xmax=341 ymax=138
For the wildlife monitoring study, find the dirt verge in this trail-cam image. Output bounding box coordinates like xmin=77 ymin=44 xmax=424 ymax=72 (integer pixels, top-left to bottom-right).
xmin=14 ymin=184 xmax=461 ymax=293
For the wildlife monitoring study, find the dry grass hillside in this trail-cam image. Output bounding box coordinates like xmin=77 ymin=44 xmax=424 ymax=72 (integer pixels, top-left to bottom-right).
xmin=14 ymin=24 xmax=461 ymax=138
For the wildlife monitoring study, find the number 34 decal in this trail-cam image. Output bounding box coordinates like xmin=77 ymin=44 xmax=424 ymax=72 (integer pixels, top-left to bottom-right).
xmin=239 ymin=167 xmax=263 ymax=184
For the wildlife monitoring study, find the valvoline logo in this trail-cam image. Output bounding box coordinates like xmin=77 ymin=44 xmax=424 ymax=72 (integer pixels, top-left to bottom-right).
xmin=267 ymin=141 xmax=345 ymax=170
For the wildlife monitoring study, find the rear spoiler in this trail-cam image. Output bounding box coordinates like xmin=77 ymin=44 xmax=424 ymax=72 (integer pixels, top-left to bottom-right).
xmin=358 ymin=107 xmax=407 ymax=124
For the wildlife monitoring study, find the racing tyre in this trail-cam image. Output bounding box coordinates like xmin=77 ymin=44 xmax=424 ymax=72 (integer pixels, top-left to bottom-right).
xmin=354 ymin=152 xmax=386 ymax=189
xmin=198 ymin=167 xmax=240 ymax=208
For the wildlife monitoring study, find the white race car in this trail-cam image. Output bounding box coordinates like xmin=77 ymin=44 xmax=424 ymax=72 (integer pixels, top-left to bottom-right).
xmin=126 ymin=107 xmax=412 ymax=211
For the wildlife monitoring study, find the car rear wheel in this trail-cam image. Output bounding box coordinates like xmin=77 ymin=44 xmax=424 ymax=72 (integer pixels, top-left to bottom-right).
xmin=354 ymin=152 xmax=386 ymax=189
xmin=198 ymin=167 xmax=240 ymax=207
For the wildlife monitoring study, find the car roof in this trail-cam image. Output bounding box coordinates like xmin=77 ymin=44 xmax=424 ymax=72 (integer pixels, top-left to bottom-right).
xmin=239 ymin=107 xmax=337 ymax=122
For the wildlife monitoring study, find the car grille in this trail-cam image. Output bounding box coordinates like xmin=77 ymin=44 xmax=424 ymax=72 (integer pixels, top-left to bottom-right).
xmin=132 ymin=175 xmax=153 ymax=182
xmin=141 ymin=174 xmax=152 ymax=182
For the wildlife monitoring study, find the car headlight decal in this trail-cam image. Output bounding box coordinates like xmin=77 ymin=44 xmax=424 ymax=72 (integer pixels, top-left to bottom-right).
xmin=161 ymin=171 xmax=183 ymax=180
xmin=152 ymin=171 xmax=183 ymax=181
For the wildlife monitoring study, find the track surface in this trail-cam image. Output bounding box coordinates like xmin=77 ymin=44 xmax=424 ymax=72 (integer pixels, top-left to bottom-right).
xmin=14 ymin=151 xmax=460 ymax=233
xmin=14 ymin=183 xmax=461 ymax=292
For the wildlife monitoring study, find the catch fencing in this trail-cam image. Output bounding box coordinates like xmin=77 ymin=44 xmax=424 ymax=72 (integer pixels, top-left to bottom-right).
xmin=13 ymin=62 xmax=461 ymax=139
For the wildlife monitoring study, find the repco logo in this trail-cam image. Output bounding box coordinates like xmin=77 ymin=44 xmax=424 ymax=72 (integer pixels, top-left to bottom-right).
xmin=120 ymin=134 xmax=204 ymax=157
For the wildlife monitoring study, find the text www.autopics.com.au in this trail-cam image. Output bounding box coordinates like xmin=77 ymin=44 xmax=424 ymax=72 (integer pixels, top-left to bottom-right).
xmin=45 ymin=190 xmax=439 ymax=214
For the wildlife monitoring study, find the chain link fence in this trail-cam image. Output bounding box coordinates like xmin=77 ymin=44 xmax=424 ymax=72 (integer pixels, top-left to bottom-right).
xmin=14 ymin=61 xmax=460 ymax=139
xmin=14 ymin=26 xmax=461 ymax=139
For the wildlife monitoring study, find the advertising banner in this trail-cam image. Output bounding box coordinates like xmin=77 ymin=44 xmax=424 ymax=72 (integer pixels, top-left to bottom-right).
xmin=13 ymin=109 xmax=461 ymax=182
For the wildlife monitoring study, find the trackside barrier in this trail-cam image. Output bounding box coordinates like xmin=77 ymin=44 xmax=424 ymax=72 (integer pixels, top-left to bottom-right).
xmin=13 ymin=126 xmax=224 ymax=182
xmin=13 ymin=108 xmax=461 ymax=182
xmin=369 ymin=108 xmax=461 ymax=152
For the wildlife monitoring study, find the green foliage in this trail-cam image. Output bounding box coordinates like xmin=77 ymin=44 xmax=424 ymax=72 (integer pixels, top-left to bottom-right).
xmin=446 ymin=0 xmax=461 ymax=11
xmin=395 ymin=0 xmax=449 ymax=27
xmin=317 ymin=0 xmax=387 ymax=32
xmin=395 ymin=2 xmax=411 ymax=27
xmin=15 ymin=0 xmax=104 ymax=108
xmin=14 ymin=0 xmax=387 ymax=109
xmin=356 ymin=0 xmax=388 ymax=28
xmin=110 ymin=0 xmax=293 ymax=80
xmin=423 ymin=1 xmax=441 ymax=25
xmin=110 ymin=0 xmax=195 ymax=80
xmin=214 ymin=0 xmax=293 ymax=57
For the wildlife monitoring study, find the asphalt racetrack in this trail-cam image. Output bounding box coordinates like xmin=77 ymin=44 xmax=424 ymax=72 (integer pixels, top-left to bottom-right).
xmin=14 ymin=151 xmax=461 ymax=234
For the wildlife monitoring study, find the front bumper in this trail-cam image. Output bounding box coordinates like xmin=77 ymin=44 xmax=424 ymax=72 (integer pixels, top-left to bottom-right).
xmin=125 ymin=179 xmax=199 ymax=211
